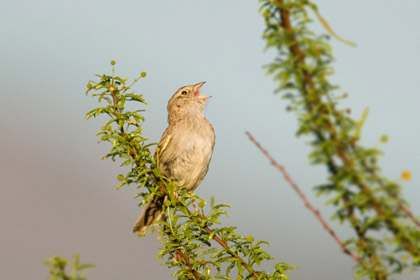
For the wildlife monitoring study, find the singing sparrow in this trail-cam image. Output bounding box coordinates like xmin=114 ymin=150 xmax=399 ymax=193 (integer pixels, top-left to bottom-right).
xmin=132 ymin=82 xmax=215 ymax=234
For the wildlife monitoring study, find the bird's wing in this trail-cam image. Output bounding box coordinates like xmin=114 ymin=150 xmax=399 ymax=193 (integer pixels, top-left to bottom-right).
xmin=158 ymin=128 xmax=172 ymax=158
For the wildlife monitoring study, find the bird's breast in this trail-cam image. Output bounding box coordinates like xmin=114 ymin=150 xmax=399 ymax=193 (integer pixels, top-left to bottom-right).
xmin=159 ymin=117 xmax=215 ymax=191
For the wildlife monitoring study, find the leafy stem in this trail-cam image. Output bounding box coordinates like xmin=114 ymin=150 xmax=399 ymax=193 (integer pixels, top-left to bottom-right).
xmin=86 ymin=61 xmax=293 ymax=279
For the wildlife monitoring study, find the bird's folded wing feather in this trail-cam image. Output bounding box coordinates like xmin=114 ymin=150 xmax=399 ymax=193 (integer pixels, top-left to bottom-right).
xmin=158 ymin=129 xmax=172 ymax=158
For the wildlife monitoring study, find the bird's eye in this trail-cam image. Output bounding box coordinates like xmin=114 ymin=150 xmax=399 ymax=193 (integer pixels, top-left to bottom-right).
xmin=181 ymin=90 xmax=188 ymax=95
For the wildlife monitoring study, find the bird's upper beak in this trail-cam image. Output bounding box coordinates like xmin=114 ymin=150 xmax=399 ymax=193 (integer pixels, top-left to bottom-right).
xmin=193 ymin=81 xmax=211 ymax=100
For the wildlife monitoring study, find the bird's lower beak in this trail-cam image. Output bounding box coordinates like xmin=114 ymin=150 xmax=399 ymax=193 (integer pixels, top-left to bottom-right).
xmin=193 ymin=81 xmax=211 ymax=100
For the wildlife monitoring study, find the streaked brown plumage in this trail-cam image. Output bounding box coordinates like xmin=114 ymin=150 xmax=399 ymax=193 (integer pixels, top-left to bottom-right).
xmin=132 ymin=82 xmax=215 ymax=234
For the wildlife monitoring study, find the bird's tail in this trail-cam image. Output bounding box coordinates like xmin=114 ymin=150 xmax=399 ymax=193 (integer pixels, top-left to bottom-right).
xmin=132 ymin=196 xmax=165 ymax=234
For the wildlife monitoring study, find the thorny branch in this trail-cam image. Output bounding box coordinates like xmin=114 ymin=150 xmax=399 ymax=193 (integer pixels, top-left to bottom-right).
xmin=109 ymin=88 xmax=266 ymax=280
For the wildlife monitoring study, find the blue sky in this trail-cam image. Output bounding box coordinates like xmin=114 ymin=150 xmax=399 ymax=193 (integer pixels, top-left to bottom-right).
xmin=1 ymin=1 xmax=419 ymax=279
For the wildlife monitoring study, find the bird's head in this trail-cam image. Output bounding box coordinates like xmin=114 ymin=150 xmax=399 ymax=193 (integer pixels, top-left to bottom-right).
xmin=167 ymin=82 xmax=211 ymax=123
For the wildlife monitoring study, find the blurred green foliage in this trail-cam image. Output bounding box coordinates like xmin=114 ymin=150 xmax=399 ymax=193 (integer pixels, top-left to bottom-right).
xmin=260 ymin=0 xmax=420 ymax=279
xmin=44 ymin=254 xmax=94 ymax=280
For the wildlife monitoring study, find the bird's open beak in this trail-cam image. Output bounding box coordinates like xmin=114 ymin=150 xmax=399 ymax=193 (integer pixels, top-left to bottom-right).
xmin=193 ymin=81 xmax=211 ymax=100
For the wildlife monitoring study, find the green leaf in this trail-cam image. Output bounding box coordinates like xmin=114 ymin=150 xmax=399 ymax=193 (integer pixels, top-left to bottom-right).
xmin=354 ymin=107 xmax=369 ymax=140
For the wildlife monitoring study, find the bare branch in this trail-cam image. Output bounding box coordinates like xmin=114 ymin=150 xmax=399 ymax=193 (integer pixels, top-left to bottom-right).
xmin=245 ymin=131 xmax=361 ymax=265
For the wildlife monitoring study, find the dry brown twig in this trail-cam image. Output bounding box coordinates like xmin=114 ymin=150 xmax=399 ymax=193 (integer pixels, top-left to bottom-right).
xmin=399 ymin=203 xmax=420 ymax=228
xmin=245 ymin=131 xmax=361 ymax=265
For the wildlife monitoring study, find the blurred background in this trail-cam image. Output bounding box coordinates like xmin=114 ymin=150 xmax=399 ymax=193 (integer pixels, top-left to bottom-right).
xmin=1 ymin=1 xmax=419 ymax=279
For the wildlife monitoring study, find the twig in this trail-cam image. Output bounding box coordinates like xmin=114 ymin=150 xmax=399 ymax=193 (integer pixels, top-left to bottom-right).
xmin=203 ymin=226 xmax=262 ymax=279
xmin=175 ymin=249 xmax=201 ymax=280
xmin=188 ymin=202 xmax=263 ymax=279
xmin=245 ymin=131 xmax=361 ymax=265
xmin=399 ymin=203 xmax=420 ymax=228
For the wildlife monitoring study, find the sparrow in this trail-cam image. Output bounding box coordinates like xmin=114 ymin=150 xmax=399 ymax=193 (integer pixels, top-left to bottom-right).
xmin=132 ymin=82 xmax=215 ymax=234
